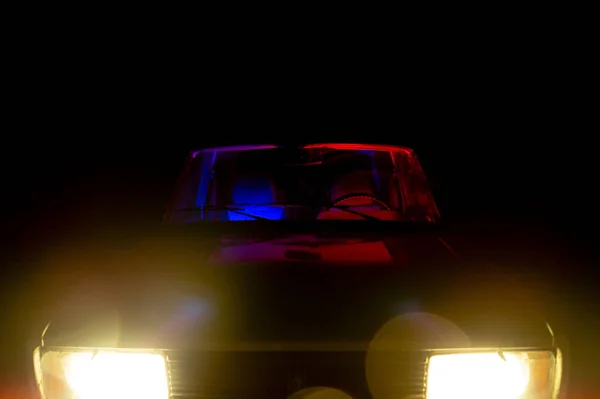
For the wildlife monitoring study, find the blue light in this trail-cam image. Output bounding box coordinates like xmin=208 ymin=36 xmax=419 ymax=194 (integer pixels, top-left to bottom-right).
xmin=229 ymin=175 xmax=283 ymax=220
xmin=231 ymin=176 xmax=275 ymax=205
xmin=228 ymin=206 xmax=283 ymax=220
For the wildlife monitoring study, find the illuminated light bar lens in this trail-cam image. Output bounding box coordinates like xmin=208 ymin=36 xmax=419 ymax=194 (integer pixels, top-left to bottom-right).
xmin=35 ymin=349 xmax=169 ymax=399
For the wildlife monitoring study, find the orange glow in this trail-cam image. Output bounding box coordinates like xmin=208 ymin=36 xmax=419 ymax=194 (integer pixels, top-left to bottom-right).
xmin=0 ymin=384 xmax=36 ymax=399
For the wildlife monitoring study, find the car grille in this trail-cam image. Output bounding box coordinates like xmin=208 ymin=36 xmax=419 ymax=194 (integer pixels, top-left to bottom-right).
xmin=166 ymin=350 xmax=427 ymax=399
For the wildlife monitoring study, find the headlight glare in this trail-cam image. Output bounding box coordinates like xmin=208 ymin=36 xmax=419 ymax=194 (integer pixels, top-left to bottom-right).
xmin=34 ymin=348 xmax=169 ymax=399
xmin=426 ymin=350 xmax=558 ymax=399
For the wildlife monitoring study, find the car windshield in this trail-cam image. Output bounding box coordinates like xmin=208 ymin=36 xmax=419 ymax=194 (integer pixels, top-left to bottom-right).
xmin=166 ymin=144 xmax=439 ymax=223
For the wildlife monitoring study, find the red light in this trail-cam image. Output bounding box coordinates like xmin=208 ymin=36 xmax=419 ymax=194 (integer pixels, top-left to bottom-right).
xmin=303 ymin=143 xmax=413 ymax=154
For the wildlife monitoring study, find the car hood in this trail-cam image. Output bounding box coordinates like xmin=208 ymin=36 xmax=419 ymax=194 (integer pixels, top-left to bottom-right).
xmin=39 ymin=229 xmax=554 ymax=351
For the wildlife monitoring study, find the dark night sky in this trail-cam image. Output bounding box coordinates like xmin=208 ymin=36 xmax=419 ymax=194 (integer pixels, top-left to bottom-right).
xmin=4 ymin=36 xmax=594 ymax=244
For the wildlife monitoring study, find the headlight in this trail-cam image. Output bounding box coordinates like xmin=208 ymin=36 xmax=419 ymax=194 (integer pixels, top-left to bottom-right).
xmin=33 ymin=347 xmax=170 ymax=399
xmin=426 ymin=350 xmax=559 ymax=399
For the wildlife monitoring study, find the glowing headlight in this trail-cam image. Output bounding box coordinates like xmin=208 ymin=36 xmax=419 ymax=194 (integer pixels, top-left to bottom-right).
xmin=33 ymin=347 xmax=169 ymax=399
xmin=426 ymin=351 xmax=559 ymax=399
